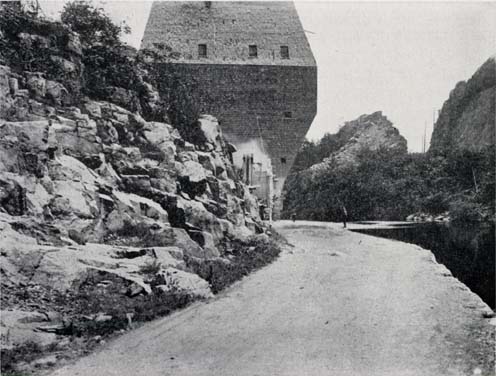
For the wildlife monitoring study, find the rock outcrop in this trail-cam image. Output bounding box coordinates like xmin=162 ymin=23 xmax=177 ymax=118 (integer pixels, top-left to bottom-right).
xmin=310 ymin=111 xmax=407 ymax=171
xmin=429 ymin=57 xmax=495 ymax=153
xmin=281 ymin=111 xmax=409 ymax=220
xmin=0 ymin=70 xmax=262 ymax=264
xmin=0 ymin=43 xmax=266 ymax=365
xmin=0 ymin=9 xmax=284 ymax=373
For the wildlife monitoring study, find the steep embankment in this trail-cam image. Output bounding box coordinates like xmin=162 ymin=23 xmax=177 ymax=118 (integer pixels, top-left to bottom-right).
xmin=430 ymin=57 xmax=495 ymax=153
xmin=0 ymin=7 xmax=280 ymax=374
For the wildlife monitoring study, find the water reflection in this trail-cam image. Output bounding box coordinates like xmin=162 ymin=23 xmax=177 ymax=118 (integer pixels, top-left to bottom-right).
xmin=351 ymin=222 xmax=495 ymax=309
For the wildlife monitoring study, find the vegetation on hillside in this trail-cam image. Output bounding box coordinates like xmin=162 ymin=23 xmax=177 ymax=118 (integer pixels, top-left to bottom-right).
xmin=283 ymin=145 xmax=495 ymax=222
xmin=0 ymin=1 xmax=203 ymax=129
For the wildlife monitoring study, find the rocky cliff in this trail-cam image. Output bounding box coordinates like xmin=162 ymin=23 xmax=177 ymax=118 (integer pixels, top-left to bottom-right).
xmin=0 ymin=8 xmax=278 ymax=372
xmin=310 ymin=111 xmax=407 ymax=172
xmin=281 ymin=111 xmax=408 ymax=220
xmin=429 ymin=57 xmax=495 ymax=153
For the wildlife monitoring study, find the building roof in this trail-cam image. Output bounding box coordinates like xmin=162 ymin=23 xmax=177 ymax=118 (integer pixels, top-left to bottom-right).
xmin=141 ymin=1 xmax=316 ymax=67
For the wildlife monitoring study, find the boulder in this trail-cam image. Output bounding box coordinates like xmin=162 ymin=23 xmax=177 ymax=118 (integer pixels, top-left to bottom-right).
xmin=0 ymin=173 xmax=51 ymax=216
xmin=2 ymin=240 xmax=163 ymax=293
xmin=177 ymin=160 xmax=207 ymax=198
xmin=50 ymin=55 xmax=78 ymax=74
xmin=0 ymin=220 xmax=39 ymax=286
xmin=83 ymin=101 xmax=102 ymax=119
xmin=49 ymin=180 xmax=98 ymax=219
xmin=96 ymin=160 xmax=121 ymax=186
xmin=187 ymin=230 xmax=220 ymax=258
xmin=1 ymin=310 xmax=58 ymax=350
xmin=177 ymin=160 xmax=207 ymax=183
xmin=112 ymin=190 xmax=169 ymax=223
xmin=28 ymin=248 xmax=88 ymax=291
xmin=120 ymin=174 xmax=152 ymax=194
xmin=156 ymin=267 xmax=213 ymax=299
xmin=151 ymin=246 xmax=184 ymax=260
xmin=25 ymin=73 xmax=46 ymax=99
xmin=45 ymin=80 xmax=70 ymax=106
xmin=177 ymin=151 xmax=199 ymax=164
xmin=0 ymin=120 xmax=50 ymax=152
xmin=105 ymin=145 xmax=142 ymax=173
xmin=148 ymin=246 xmax=185 ymax=269
xmin=175 ymin=198 xmax=225 ymax=245
xmin=170 ymin=227 xmax=206 ymax=259
xmin=49 ymin=155 xmax=99 ymax=184
xmin=50 ymin=118 xmax=102 ymax=157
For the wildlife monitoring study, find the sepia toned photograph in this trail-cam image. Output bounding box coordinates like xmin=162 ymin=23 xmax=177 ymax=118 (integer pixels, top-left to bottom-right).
xmin=0 ymin=0 xmax=494 ymax=375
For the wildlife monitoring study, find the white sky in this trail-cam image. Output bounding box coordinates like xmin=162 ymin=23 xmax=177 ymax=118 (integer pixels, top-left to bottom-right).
xmin=39 ymin=1 xmax=496 ymax=152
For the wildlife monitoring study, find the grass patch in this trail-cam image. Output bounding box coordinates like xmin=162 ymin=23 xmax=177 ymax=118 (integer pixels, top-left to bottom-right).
xmin=139 ymin=259 xmax=162 ymax=275
xmin=59 ymin=270 xmax=194 ymax=337
xmin=0 ymin=341 xmax=59 ymax=375
xmin=187 ymin=234 xmax=282 ymax=293
xmin=1 ymin=231 xmax=284 ymax=374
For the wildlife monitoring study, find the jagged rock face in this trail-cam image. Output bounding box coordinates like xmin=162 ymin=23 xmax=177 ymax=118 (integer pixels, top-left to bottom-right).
xmin=0 ymin=60 xmax=264 ymax=345
xmin=0 ymin=14 xmax=276 ymax=364
xmin=311 ymin=111 xmax=407 ymax=171
xmin=429 ymin=57 xmax=495 ymax=153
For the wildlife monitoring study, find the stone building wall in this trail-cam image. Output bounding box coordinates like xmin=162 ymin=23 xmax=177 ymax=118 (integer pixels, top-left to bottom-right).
xmin=159 ymin=63 xmax=317 ymax=191
xmin=141 ymin=1 xmax=315 ymax=66
xmin=142 ymin=1 xmax=317 ymax=217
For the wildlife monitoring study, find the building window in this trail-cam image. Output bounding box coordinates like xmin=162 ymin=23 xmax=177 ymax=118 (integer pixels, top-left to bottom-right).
xmin=249 ymin=45 xmax=258 ymax=58
xmin=280 ymin=157 xmax=287 ymax=164
xmin=198 ymin=44 xmax=207 ymax=58
xmin=284 ymin=111 xmax=292 ymax=118
xmin=280 ymin=45 xmax=289 ymax=59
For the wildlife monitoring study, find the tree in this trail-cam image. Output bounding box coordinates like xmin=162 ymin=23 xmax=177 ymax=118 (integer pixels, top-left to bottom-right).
xmin=60 ymin=1 xmax=130 ymax=47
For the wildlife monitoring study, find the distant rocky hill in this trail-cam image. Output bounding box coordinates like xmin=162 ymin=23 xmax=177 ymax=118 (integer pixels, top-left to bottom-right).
xmin=429 ymin=57 xmax=495 ymax=153
xmin=282 ymin=111 xmax=409 ymax=220
xmin=310 ymin=111 xmax=407 ymax=172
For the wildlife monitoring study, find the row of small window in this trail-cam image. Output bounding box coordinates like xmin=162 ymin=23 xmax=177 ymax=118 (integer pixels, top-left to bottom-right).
xmin=198 ymin=44 xmax=290 ymax=59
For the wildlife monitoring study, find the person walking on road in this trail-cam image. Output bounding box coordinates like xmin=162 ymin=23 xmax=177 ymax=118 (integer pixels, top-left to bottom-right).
xmin=341 ymin=204 xmax=348 ymax=228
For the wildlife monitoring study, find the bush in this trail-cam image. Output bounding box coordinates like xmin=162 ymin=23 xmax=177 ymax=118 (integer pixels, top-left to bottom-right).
xmin=139 ymin=259 xmax=162 ymax=275
xmin=60 ymin=1 xmax=129 ymax=47
xmin=1 ymin=341 xmax=45 ymax=374
xmin=283 ymin=144 xmax=495 ymax=222
xmin=59 ymin=270 xmax=193 ymax=337
xmin=187 ymin=235 xmax=282 ymax=293
xmin=0 ymin=4 xmax=73 ymax=77
xmin=449 ymin=199 xmax=484 ymax=223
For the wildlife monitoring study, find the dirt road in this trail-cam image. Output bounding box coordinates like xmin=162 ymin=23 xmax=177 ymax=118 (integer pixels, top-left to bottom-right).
xmin=51 ymin=221 xmax=495 ymax=376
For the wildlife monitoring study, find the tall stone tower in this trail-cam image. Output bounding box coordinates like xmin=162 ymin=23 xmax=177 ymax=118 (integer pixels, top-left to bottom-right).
xmin=141 ymin=1 xmax=317 ymax=217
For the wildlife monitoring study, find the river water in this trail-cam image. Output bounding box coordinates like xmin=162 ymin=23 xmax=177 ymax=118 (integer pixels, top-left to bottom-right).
xmin=350 ymin=222 xmax=495 ymax=309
